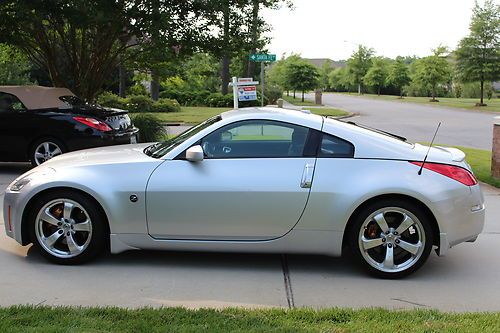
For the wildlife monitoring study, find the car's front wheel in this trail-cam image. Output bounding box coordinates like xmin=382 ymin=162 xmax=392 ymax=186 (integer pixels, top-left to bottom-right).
xmin=349 ymin=199 xmax=433 ymax=279
xmin=28 ymin=191 xmax=108 ymax=264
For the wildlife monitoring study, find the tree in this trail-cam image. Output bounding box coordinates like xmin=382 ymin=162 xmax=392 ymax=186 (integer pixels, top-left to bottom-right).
xmin=285 ymin=60 xmax=319 ymax=102
xmin=0 ymin=44 xmax=33 ymax=85
xmin=328 ymin=67 xmax=353 ymax=92
xmin=455 ymin=0 xmax=500 ymax=106
xmin=318 ymin=60 xmax=334 ymax=91
xmin=413 ymin=47 xmax=452 ymax=101
xmin=0 ymin=1 xmax=201 ymax=101
xmin=386 ymin=57 xmax=411 ymax=98
xmin=267 ymin=54 xmax=301 ymax=96
xmin=347 ymin=45 xmax=374 ymax=94
xmin=363 ymin=57 xmax=389 ymax=95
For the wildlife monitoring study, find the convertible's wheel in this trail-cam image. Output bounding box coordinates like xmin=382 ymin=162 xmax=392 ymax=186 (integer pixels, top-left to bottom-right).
xmin=30 ymin=138 xmax=65 ymax=166
xmin=349 ymin=199 xmax=433 ymax=279
xmin=29 ymin=191 xmax=107 ymax=264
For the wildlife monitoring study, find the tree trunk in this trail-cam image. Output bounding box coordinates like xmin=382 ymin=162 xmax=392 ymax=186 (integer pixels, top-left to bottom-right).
xmin=358 ymin=83 xmax=361 ymax=94
xmin=400 ymin=87 xmax=403 ymax=99
xmin=221 ymin=55 xmax=230 ymax=95
xmin=301 ymin=91 xmax=304 ymax=102
xmin=247 ymin=0 xmax=259 ymax=78
xmin=151 ymin=69 xmax=159 ymax=101
xmin=480 ymin=79 xmax=484 ymax=105
xmin=221 ymin=0 xmax=230 ymax=95
xmin=286 ymin=90 xmax=289 ymax=96
xmin=118 ymin=63 xmax=126 ymax=98
xmin=377 ymin=86 xmax=381 ymax=96
xmin=431 ymin=86 xmax=436 ymax=101
xmin=293 ymin=90 xmax=296 ymax=98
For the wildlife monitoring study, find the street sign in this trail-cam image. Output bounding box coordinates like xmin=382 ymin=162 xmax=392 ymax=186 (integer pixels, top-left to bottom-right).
xmin=249 ymin=53 xmax=276 ymax=62
xmin=238 ymin=86 xmax=257 ymax=102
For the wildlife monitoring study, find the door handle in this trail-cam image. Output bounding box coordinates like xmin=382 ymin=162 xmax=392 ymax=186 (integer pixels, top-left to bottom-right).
xmin=300 ymin=163 xmax=314 ymax=188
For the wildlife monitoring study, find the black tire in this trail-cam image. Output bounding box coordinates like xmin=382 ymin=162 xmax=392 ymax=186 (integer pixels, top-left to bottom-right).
xmin=348 ymin=199 xmax=433 ymax=279
xmin=28 ymin=190 xmax=108 ymax=265
xmin=29 ymin=137 xmax=66 ymax=167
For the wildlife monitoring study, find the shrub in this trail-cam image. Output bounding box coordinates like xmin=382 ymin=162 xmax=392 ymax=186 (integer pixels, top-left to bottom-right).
xmin=151 ymin=98 xmax=181 ymax=113
xmin=127 ymin=95 xmax=153 ymax=113
xmin=130 ymin=113 xmax=166 ymax=143
xmin=96 ymin=92 xmax=127 ymax=109
xmin=264 ymin=86 xmax=282 ymax=105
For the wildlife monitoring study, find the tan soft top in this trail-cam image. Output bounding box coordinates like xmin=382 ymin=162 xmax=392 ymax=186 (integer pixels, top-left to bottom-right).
xmin=0 ymin=85 xmax=75 ymax=110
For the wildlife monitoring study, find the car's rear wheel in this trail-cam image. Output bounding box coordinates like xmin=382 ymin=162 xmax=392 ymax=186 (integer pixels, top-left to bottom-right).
xmin=28 ymin=191 xmax=107 ymax=264
xmin=30 ymin=138 xmax=66 ymax=166
xmin=349 ymin=199 xmax=433 ymax=279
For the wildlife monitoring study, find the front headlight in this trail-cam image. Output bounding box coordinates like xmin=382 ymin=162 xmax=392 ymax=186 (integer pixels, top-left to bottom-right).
xmin=8 ymin=168 xmax=56 ymax=192
xmin=9 ymin=177 xmax=32 ymax=192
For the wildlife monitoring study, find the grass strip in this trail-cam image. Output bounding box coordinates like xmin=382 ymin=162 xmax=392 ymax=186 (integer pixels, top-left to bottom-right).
xmin=1 ymin=306 xmax=499 ymax=332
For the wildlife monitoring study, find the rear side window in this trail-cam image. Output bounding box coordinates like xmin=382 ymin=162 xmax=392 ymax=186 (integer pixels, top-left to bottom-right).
xmin=318 ymin=133 xmax=354 ymax=158
xmin=0 ymin=92 xmax=26 ymax=112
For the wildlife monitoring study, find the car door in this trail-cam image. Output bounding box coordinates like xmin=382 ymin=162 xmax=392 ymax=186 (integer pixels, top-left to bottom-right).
xmin=146 ymin=119 xmax=317 ymax=240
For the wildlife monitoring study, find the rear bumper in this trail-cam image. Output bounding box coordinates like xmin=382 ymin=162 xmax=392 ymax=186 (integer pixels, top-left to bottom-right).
xmin=66 ymin=127 xmax=139 ymax=151
xmin=434 ymin=184 xmax=485 ymax=256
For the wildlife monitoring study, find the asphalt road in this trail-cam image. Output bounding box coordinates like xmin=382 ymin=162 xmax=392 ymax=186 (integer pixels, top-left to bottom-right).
xmin=307 ymin=93 xmax=499 ymax=150
xmin=1 ymin=163 xmax=500 ymax=311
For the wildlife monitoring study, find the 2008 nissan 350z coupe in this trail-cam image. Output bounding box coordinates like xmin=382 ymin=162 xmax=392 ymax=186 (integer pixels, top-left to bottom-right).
xmin=3 ymin=107 xmax=485 ymax=278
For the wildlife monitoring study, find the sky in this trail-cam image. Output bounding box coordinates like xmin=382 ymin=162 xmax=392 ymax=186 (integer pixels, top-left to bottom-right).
xmin=262 ymin=0 xmax=479 ymax=60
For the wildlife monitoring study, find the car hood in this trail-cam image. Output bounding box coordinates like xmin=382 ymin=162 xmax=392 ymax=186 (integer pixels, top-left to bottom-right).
xmin=40 ymin=143 xmax=158 ymax=169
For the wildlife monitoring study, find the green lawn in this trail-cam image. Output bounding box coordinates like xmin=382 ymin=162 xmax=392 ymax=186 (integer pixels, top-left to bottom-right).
xmin=151 ymin=106 xmax=232 ymax=124
xmin=307 ymin=107 xmax=349 ymax=117
xmin=282 ymin=94 xmax=318 ymax=106
xmin=1 ymin=306 xmax=499 ymax=332
xmin=334 ymin=93 xmax=500 ymax=113
xmin=143 ymin=106 xmax=348 ymax=124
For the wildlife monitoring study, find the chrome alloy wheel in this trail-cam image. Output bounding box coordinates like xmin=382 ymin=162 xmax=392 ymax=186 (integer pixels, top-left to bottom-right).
xmin=35 ymin=199 xmax=93 ymax=258
xmin=34 ymin=142 xmax=63 ymax=165
xmin=358 ymin=207 xmax=426 ymax=273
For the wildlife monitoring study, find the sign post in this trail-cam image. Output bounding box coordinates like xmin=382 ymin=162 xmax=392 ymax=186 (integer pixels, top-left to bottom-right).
xmin=229 ymin=77 xmax=259 ymax=109
xmin=249 ymin=53 xmax=276 ymax=107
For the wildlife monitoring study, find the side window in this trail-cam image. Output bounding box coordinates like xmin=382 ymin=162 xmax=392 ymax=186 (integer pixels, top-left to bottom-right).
xmin=318 ymin=133 xmax=354 ymax=158
xmin=201 ymin=120 xmax=310 ymax=159
xmin=0 ymin=93 xmax=26 ymax=112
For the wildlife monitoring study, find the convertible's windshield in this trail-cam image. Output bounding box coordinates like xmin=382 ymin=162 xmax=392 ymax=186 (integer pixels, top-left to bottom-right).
xmin=144 ymin=115 xmax=221 ymax=158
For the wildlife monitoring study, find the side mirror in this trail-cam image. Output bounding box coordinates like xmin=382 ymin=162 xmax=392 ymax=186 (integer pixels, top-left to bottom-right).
xmin=185 ymin=145 xmax=204 ymax=162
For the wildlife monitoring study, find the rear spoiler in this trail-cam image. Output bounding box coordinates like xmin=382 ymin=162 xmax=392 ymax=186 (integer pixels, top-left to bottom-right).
xmin=434 ymin=146 xmax=466 ymax=162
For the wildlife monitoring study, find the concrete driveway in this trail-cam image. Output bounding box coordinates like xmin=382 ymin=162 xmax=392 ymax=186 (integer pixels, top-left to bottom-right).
xmin=306 ymin=93 xmax=499 ymax=150
xmin=1 ymin=163 xmax=500 ymax=311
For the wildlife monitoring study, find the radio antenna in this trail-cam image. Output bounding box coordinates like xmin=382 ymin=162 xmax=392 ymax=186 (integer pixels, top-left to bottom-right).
xmin=418 ymin=122 xmax=441 ymax=175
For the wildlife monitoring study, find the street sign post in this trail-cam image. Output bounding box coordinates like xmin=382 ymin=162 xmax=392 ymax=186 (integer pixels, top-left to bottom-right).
xmin=249 ymin=54 xmax=276 ymax=106
xmin=249 ymin=54 xmax=276 ymax=62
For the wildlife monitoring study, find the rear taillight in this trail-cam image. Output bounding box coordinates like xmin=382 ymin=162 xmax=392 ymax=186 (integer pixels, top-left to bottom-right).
xmin=410 ymin=161 xmax=477 ymax=186
xmin=73 ymin=116 xmax=112 ymax=132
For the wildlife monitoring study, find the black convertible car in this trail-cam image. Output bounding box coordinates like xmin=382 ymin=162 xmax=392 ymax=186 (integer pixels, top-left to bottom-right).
xmin=0 ymin=86 xmax=139 ymax=166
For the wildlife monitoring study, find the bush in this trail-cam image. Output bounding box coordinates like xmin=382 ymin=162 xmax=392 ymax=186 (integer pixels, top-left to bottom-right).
xmin=130 ymin=114 xmax=166 ymax=143
xmin=265 ymin=85 xmax=283 ymax=105
xmin=127 ymin=95 xmax=154 ymax=112
xmin=96 ymin=92 xmax=127 ymax=109
xmin=151 ymin=98 xmax=181 ymax=113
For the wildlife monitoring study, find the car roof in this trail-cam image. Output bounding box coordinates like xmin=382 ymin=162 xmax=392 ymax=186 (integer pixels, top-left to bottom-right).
xmin=0 ymin=85 xmax=75 ymax=110
xmin=221 ymin=107 xmax=324 ymax=129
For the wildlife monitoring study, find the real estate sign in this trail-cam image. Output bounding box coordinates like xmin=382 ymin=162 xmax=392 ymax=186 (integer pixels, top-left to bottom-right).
xmin=238 ymin=86 xmax=257 ymax=101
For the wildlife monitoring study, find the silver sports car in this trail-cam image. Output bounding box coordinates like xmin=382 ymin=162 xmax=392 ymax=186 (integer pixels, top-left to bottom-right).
xmin=3 ymin=107 xmax=484 ymax=278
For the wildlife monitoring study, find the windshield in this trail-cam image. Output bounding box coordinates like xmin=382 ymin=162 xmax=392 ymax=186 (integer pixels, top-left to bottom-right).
xmin=144 ymin=115 xmax=222 ymax=158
